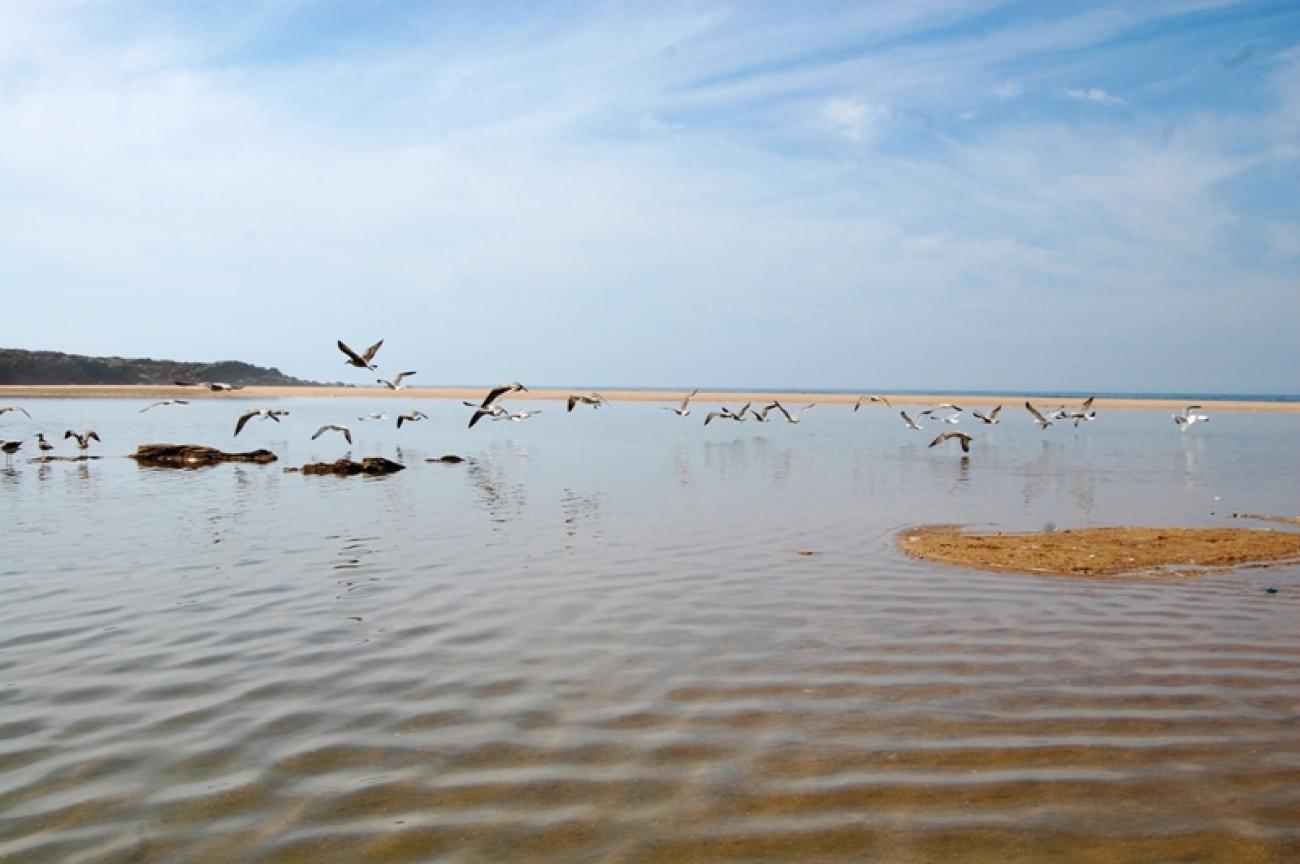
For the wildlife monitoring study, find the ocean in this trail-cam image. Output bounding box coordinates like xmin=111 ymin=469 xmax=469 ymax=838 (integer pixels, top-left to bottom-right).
xmin=2 ymin=395 xmax=1298 ymax=862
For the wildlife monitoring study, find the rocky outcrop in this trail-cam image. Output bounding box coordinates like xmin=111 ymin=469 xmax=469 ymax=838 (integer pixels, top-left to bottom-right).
xmin=288 ymin=457 xmax=405 ymax=475
xmin=427 ymin=455 xmax=465 ymax=463
xmin=131 ymin=444 xmax=278 ymax=468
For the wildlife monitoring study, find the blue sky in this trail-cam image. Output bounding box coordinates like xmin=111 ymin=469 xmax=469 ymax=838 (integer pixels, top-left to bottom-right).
xmin=1 ymin=1 xmax=1298 ymax=392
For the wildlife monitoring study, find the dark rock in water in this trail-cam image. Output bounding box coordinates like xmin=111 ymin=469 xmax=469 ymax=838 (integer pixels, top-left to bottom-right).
xmin=427 ymin=454 xmax=465 ymax=463
xmin=131 ymin=444 xmax=278 ymax=468
xmin=31 ymin=455 xmax=103 ymax=463
xmin=297 ymin=457 xmax=405 ymax=475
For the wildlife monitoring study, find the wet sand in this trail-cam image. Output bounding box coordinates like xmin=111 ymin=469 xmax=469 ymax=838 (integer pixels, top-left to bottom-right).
xmin=1 ymin=384 xmax=1297 ymax=411
xmin=899 ymin=525 xmax=1300 ymax=577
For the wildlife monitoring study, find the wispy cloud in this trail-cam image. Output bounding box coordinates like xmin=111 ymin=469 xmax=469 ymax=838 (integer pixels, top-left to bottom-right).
xmin=0 ymin=1 xmax=1296 ymax=391
xmin=1066 ymin=86 xmax=1125 ymax=105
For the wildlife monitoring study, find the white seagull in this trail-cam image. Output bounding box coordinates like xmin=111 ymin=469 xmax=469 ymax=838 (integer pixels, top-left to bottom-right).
xmin=338 ymin=339 xmax=383 ymax=370
xmin=900 ymin=411 xmax=923 ymax=431
xmin=664 ymin=389 xmax=698 ymax=416
xmin=64 ymin=429 xmax=101 ymax=451
xmin=972 ymin=405 xmax=1002 ymax=424
xmin=234 ymin=409 xmax=289 ymax=436
xmin=0 ymin=405 xmax=32 ymax=418
xmin=377 ymin=371 xmax=417 ymax=390
xmin=1025 ymin=401 xmax=1054 ymax=429
xmin=929 ymin=431 xmax=972 ymax=453
xmin=396 ymin=411 xmax=428 ymax=429
xmin=496 ymin=409 xmax=543 ymax=422
xmin=854 ymin=394 xmax=891 ymax=411
xmin=773 ymin=402 xmax=815 ymax=423
xmin=469 ymin=381 xmax=528 ymax=428
xmin=567 ymin=392 xmax=606 ymax=412
xmin=1173 ymin=406 xmax=1210 ymax=428
xmin=140 ymin=399 xmax=189 ymax=412
xmin=312 ymin=424 xmax=353 ymax=445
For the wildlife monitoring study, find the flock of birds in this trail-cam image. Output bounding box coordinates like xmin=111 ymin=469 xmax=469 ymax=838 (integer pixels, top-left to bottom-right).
xmin=0 ymin=339 xmax=1216 ymax=461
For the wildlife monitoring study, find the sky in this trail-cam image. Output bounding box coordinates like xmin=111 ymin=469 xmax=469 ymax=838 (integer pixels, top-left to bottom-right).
xmin=1 ymin=1 xmax=1298 ymax=393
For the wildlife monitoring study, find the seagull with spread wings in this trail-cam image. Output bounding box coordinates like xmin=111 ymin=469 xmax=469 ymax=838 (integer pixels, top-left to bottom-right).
xmin=234 ymin=409 xmax=289 ymax=436
xmin=854 ymin=394 xmax=891 ymax=411
xmin=1025 ymin=401 xmax=1054 ymax=429
xmin=972 ymin=405 xmax=1002 ymax=424
xmin=929 ymin=431 xmax=972 ymax=453
xmin=664 ymin=389 xmax=699 ymax=416
xmin=338 ymin=339 xmax=384 ymax=370
xmin=377 ymin=371 xmax=417 ymax=390
xmin=312 ymin=424 xmax=353 ymax=445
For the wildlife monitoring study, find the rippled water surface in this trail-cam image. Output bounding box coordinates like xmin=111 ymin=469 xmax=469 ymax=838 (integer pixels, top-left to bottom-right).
xmin=2 ymin=397 xmax=1298 ymax=862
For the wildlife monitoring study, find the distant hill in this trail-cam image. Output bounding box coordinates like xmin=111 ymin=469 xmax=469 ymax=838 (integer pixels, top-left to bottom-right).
xmin=0 ymin=347 xmax=324 ymax=387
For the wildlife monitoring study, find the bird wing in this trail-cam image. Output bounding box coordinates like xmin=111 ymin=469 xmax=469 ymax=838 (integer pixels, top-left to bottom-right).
xmin=393 ymin=371 xmax=416 ymax=386
xmin=468 ymin=408 xmax=491 ymax=429
xmin=234 ymin=411 xmax=258 ymax=436
xmin=854 ymin=396 xmax=865 ymax=412
xmin=342 ymin=427 xmax=352 ymax=445
xmin=972 ymin=411 xmax=988 ymax=423
xmin=877 ymin=395 xmax=892 ymax=408
xmin=679 ymin=389 xmax=698 ymax=410
xmin=140 ymin=402 xmax=157 ymax=413
xmin=87 ymin=430 xmax=100 ymax=442
xmin=704 ymin=411 xmax=721 ymax=426
xmin=361 ymin=339 xmax=384 ymax=362
xmin=773 ymin=402 xmax=793 ymax=422
xmin=567 ymin=395 xmax=578 ymax=412
xmin=900 ymin=411 xmax=919 ymax=430
xmin=1082 ymin=397 xmax=1095 ymax=411
xmin=480 ymin=385 xmax=510 ymax=409
xmin=337 ymin=340 xmax=367 ymax=366
xmin=989 ymin=405 xmax=1002 ymax=419
xmin=928 ymin=432 xmax=952 ymax=448
xmin=796 ymin=404 xmax=816 ymax=420
xmin=396 ymin=415 xmax=407 ymax=428
xmin=1025 ymin=401 xmax=1049 ymax=423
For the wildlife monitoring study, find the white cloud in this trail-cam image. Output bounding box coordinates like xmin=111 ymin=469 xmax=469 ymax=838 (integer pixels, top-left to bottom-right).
xmin=1066 ymin=86 xmax=1124 ymax=105
xmin=823 ymin=97 xmax=891 ymax=142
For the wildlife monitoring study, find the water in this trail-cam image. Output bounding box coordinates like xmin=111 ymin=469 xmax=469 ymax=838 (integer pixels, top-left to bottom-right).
xmin=2 ymin=397 xmax=1298 ymax=862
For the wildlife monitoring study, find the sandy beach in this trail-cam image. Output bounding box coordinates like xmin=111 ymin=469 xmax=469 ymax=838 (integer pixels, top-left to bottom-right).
xmin=1 ymin=384 xmax=1296 ymax=411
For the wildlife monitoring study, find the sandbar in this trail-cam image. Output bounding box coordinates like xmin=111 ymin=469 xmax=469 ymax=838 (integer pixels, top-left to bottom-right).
xmin=898 ymin=524 xmax=1300 ymax=577
xmin=0 ymin=384 xmax=1296 ymax=412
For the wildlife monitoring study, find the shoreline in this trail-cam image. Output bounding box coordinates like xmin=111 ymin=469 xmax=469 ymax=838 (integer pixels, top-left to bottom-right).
xmin=0 ymin=384 xmax=1297 ymax=412
xmin=1 ymin=384 xmax=1297 ymax=412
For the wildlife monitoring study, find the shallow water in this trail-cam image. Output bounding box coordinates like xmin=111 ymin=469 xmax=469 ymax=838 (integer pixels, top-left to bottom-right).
xmin=2 ymin=397 xmax=1298 ymax=862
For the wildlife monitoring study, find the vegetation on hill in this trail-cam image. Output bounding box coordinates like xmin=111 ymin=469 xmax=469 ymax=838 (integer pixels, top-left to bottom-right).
xmin=0 ymin=347 xmax=322 ymax=386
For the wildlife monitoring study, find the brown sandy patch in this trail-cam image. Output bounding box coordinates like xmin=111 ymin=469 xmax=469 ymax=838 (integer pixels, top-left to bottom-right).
xmin=897 ymin=525 xmax=1300 ymax=578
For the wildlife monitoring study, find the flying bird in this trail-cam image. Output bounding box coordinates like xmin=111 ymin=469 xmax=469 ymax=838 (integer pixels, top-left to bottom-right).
xmin=1174 ymin=406 xmax=1210 ymax=428
xmin=752 ymin=402 xmax=781 ymax=423
xmin=496 ymin=409 xmax=543 ymax=422
xmin=567 ymin=392 xmax=606 ymax=412
xmin=664 ymin=389 xmax=698 ymax=416
xmin=465 ymin=401 xmax=509 ymax=428
xmin=377 ymin=371 xmax=417 ymax=390
xmin=469 ymin=381 xmax=528 ymax=427
xmin=338 ymin=339 xmax=384 ymax=370
xmin=64 ymin=429 xmax=101 ymax=450
xmin=312 ymin=424 xmax=353 ymax=445
xmin=358 ymin=412 xmax=389 ymax=422
xmin=396 ymin=411 xmax=428 ymax=429
xmin=1025 ymin=401 xmax=1054 ymax=429
xmin=900 ymin=411 xmax=923 ymax=431
xmin=234 ymin=409 xmax=289 ymax=436
xmin=942 ymin=412 xmax=961 ymax=425
xmin=704 ymin=406 xmax=744 ymax=426
xmin=854 ymin=395 xmax=891 ymax=411
xmin=972 ymin=405 xmax=1002 ymax=424
xmin=140 ymin=399 xmax=189 ymax=412
xmin=0 ymin=405 xmax=32 ymax=418
xmin=774 ymin=402 xmax=815 ymax=423
xmin=929 ymin=431 xmax=972 ymax=453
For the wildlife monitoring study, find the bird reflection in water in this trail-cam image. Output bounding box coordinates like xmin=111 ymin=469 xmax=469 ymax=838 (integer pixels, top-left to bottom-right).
xmin=466 ymin=455 xmax=527 ymax=526
xmin=561 ymin=487 xmax=603 ymax=543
